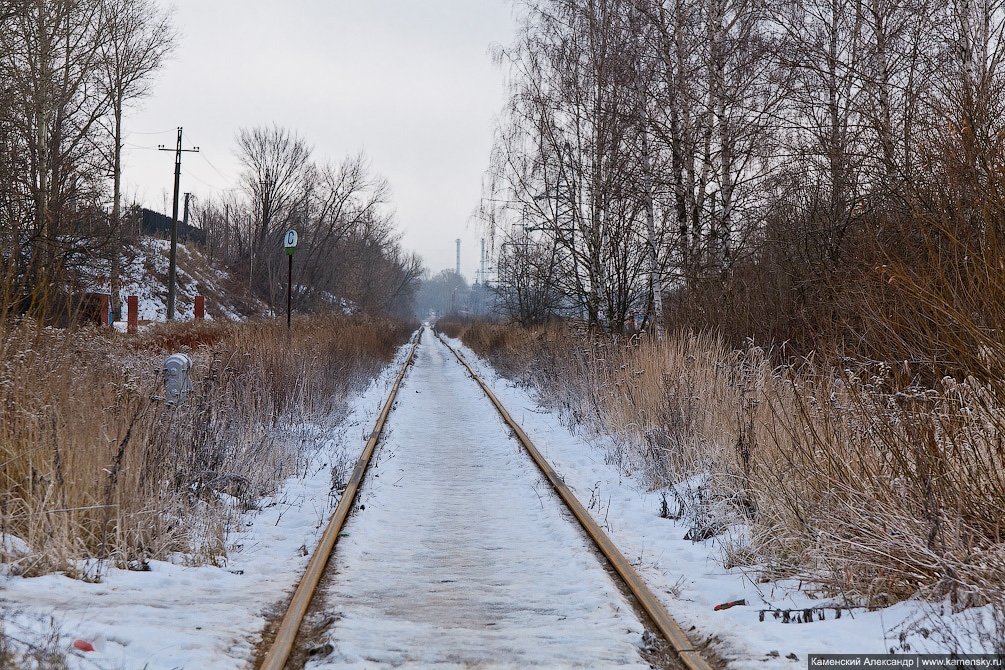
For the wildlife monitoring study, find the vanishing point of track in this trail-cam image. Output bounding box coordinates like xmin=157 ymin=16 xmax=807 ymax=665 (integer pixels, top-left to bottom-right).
xmin=259 ymin=328 xmax=713 ymax=670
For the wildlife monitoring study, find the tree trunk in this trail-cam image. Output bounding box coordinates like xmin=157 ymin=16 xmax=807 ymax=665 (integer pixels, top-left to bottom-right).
xmin=111 ymin=94 xmax=123 ymax=317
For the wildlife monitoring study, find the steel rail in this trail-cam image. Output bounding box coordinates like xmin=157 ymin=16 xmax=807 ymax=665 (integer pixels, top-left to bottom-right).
xmin=260 ymin=329 xmax=422 ymax=670
xmin=438 ymin=333 xmax=713 ymax=670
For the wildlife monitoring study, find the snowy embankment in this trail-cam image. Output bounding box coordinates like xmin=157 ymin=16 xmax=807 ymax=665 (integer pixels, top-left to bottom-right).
xmin=82 ymin=237 xmax=265 ymax=325
xmin=2 ymin=328 xmax=991 ymax=668
xmin=441 ymin=335 xmax=994 ymax=664
xmin=0 ymin=340 xmax=415 ymax=670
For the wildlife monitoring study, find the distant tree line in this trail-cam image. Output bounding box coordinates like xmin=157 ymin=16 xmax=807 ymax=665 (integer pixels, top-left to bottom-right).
xmin=412 ymin=269 xmax=497 ymax=319
xmin=485 ymin=0 xmax=1005 ymax=357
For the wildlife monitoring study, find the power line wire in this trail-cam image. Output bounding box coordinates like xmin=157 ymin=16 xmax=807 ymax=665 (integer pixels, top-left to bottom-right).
xmin=125 ymin=128 xmax=178 ymax=136
xmin=122 ymin=142 xmax=162 ymax=151
xmin=183 ymin=133 xmax=240 ymax=183
xmin=199 ymin=152 xmax=239 ymax=183
xmin=181 ymin=165 xmax=239 ymax=192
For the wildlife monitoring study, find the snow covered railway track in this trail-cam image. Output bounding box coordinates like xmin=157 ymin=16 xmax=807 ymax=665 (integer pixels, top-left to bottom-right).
xmin=259 ymin=330 xmax=423 ymax=670
xmin=258 ymin=328 xmax=713 ymax=669
xmin=437 ymin=334 xmax=714 ymax=670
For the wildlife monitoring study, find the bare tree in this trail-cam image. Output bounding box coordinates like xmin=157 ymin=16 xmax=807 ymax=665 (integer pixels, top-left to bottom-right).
xmin=236 ymin=124 xmax=313 ymax=246
xmin=483 ymin=0 xmax=1005 ymax=348
xmin=0 ymin=0 xmax=121 ymax=314
xmin=487 ymin=0 xmax=647 ymax=330
xmin=295 ymin=152 xmax=391 ymax=297
xmin=235 ymin=124 xmax=312 ymax=306
xmin=99 ymin=0 xmax=175 ymax=312
xmin=494 ymin=227 xmax=564 ymax=325
xmin=229 ymin=131 xmax=420 ymax=316
xmin=486 ymin=0 xmax=785 ymax=332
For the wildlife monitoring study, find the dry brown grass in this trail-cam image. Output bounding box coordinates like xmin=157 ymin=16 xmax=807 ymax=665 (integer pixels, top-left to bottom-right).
xmin=450 ymin=319 xmax=1005 ymax=621
xmin=443 ymin=320 xmax=760 ymax=486
xmin=0 ymin=313 xmax=414 ymax=577
xmin=755 ymin=369 xmax=1005 ymax=609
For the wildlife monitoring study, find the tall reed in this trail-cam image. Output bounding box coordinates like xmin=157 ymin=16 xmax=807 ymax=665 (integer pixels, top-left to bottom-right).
xmin=0 ymin=314 xmax=414 ymax=576
xmin=448 ymin=319 xmax=1005 ymax=618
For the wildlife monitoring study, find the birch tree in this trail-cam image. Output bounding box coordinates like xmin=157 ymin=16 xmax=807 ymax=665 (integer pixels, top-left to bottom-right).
xmin=0 ymin=0 xmax=111 ymax=285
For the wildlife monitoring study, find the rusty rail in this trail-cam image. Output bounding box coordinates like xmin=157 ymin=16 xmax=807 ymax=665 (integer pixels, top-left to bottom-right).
xmin=438 ymin=333 xmax=713 ymax=670
xmin=260 ymin=329 xmax=421 ymax=670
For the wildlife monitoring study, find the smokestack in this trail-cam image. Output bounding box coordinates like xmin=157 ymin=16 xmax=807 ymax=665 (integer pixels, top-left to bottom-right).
xmin=480 ymin=238 xmax=486 ymax=284
xmin=456 ymin=238 xmax=461 ymax=275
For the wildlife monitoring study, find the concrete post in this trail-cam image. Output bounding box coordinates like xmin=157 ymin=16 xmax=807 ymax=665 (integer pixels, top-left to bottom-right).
xmin=127 ymin=296 xmax=138 ymax=334
xmin=99 ymin=295 xmax=110 ymax=326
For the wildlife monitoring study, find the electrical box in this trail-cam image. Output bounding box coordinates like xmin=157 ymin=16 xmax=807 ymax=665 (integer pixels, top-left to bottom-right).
xmin=163 ymin=353 xmax=193 ymax=403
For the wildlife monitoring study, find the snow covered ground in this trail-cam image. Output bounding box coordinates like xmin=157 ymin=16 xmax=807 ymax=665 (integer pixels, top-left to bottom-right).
xmin=0 ymin=327 xmax=993 ymax=669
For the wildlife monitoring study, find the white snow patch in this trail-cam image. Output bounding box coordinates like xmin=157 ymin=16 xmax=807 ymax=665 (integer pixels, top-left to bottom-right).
xmin=1 ymin=534 xmax=29 ymax=558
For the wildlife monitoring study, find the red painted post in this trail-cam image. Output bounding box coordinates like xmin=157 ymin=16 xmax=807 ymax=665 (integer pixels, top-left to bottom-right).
xmin=195 ymin=295 xmax=205 ymax=320
xmin=99 ymin=295 xmax=110 ymax=326
xmin=127 ymin=296 xmax=138 ymax=334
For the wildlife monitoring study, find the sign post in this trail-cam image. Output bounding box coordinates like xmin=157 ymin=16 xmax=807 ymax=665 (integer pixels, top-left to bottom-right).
xmin=284 ymin=230 xmax=298 ymax=329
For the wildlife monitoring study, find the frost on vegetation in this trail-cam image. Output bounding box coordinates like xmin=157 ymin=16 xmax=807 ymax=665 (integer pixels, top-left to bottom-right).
xmin=891 ymin=596 xmax=1005 ymax=654
xmin=454 ymin=321 xmax=1005 ymax=636
xmin=0 ymin=315 xmax=405 ymax=579
xmin=0 ymin=612 xmax=67 ymax=670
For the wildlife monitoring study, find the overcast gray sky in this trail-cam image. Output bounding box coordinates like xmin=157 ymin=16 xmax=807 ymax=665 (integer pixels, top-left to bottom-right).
xmin=121 ymin=1 xmax=515 ymax=277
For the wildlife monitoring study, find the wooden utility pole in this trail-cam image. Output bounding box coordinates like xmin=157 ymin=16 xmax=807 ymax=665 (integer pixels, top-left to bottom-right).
xmin=158 ymin=128 xmax=199 ymax=320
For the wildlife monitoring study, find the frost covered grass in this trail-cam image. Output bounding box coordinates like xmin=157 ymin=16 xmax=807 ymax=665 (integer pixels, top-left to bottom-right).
xmin=443 ymin=319 xmax=1005 ymax=647
xmin=0 ymin=613 xmax=66 ymax=670
xmin=0 ymin=314 xmax=413 ymax=578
